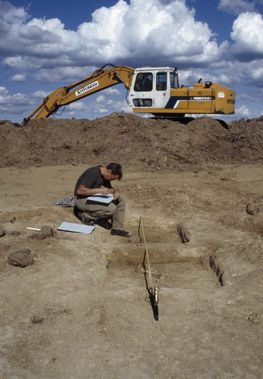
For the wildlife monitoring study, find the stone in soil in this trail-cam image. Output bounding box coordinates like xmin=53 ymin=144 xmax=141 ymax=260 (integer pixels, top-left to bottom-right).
xmin=8 ymin=248 xmax=34 ymax=267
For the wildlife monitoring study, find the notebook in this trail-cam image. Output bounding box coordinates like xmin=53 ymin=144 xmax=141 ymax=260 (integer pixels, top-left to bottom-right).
xmin=87 ymin=193 xmax=114 ymax=204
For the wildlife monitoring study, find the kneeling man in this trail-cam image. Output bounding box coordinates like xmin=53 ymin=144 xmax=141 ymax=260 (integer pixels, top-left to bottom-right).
xmin=74 ymin=162 xmax=130 ymax=237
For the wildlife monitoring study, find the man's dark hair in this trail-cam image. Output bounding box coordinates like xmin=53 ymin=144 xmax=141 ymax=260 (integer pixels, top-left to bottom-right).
xmin=107 ymin=162 xmax=122 ymax=180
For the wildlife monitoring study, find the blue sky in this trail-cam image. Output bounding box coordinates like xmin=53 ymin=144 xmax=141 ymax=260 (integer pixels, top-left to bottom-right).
xmin=0 ymin=0 xmax=263 ymax=122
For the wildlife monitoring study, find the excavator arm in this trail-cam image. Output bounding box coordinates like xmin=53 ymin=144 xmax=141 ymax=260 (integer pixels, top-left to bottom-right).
xmin=23 ymin=64 xmax=134 ymax=123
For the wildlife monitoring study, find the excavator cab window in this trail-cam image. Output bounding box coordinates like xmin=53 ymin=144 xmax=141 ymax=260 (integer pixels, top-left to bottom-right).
xmin=134 ymin=73 xmax=153 ymax=92
xmin=170 ymin=71 xmax=179 ymax=88
xmin=156 ymin=72 xmax=167 ymax=91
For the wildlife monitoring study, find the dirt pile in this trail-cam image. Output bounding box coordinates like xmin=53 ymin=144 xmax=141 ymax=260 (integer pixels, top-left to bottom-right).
xmin=1 ymin=113 xmax=263 ymax=169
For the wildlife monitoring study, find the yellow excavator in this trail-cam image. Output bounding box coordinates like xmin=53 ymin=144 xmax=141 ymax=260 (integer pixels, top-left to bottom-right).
xmin=23 ymin=63 xmax=235 ymax=123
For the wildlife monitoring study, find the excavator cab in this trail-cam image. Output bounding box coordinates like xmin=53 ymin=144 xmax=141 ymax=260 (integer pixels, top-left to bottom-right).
xmin=128 ymin=67 xmax=178 ymax=112
xmin=128 ymin=66 xmax=235 ymax=117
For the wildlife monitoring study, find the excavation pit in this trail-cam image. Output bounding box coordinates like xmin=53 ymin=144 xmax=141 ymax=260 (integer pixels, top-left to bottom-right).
xmin=105 ymin=244 xmax=223 ymax=290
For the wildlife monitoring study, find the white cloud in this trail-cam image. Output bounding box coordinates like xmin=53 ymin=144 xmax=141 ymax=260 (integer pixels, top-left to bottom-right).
xmin=96 ymin=95 xmax=105 ymax=103
xmin=0 ymin=0 xmax=222 ymax=75
xmin=33 ymin=90 xmax=49 ymax=98
xmin=0 ymin=0 xmax=28 ymax=23
xmin=231 ymin=12 xmax=263 ymax=58
xmin=0 ymin=86 xmax=9 ymax=96
xmin=236 ymin=104 xmax=251 ymax=118
xmin=251 ymin=67 xmax=263 ymax=81
xmin=68 ymin=102 xmax=86 ymax=110
xmin=114 ymin=0 xmax=221 ymax=64
xmin=98 ymin=108 xmax=108 ymax=113
xmin=218 ymin=0 xmax=255 ymax=15
xmin=11 ymin=73 xmax=26 ymax=81
xmin=3 ymin=56 xmax=33 ymax=69
xmin=0 ymin=85 xmax=32 ymax=114
xmin=3 ymin=55 xmax=75 ymax=70
xmin=34 ymin=66 xmax=95 ymax=82
xmin=208 ymin=59 xmax=263 ymax=88
xmin=104 ymin=87 xmax=121 ymax=95
xmin=245 ymin=60 xmax=263 ymax=87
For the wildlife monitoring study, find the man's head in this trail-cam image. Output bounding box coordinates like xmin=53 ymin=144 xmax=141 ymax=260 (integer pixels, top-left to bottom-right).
xmin=104 ymin=162 xmax=123 ymax=181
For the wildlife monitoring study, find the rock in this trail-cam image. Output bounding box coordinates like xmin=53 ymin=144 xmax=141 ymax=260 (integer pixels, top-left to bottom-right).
xmin=31 ymin=225 xmax=54 ymax=240
xmin=31 ymin=315 xmax=45 ymax=324
xmin=10 ymin=216 xmax=16 ymax=224
xmin=8 ymin=248 xmax=34 ymax=267
xmin=177 ymin=224 xmax=191 ymax=243
xmin=0 ymin=226 xmax=5 ymax=237
xmin=40 ymin=225 xmax=54 ymax=236
xmin=246 ymin=203 xmax=259 ymax=215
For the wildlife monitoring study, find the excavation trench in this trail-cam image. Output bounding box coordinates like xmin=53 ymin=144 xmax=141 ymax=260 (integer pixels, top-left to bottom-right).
xmin=105 ymin=243 xmax=223 ymax=290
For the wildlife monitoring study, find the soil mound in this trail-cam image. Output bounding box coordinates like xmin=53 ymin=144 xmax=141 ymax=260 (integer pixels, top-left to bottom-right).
xmin=1 ymin=113 xmax=263 ymax=169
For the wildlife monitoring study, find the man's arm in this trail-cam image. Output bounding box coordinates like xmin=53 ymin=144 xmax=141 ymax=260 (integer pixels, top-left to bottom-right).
xmin=76 ymin=184 xmax=114 ymax=196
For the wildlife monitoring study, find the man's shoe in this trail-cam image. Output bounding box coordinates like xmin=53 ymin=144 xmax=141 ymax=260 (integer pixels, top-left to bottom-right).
xmin=111 ymin=229 xmax=131 ymax=237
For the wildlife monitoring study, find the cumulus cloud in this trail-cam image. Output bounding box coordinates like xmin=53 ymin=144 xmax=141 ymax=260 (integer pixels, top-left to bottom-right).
xmin=0 ymin=0 xmax=223 ymax=76
xmin=32 ymin=90 xmax=49 ymax=98
xmin=0 ymin=0 xmax=28 ymax=23
xmin=218 ymin=0 xmax=255 ymax=15
xmin=0 ymin=86 xmax=8 ymax=96
xmin=250 ymin=67 xmax=263 ymax=81
xmin=11 ymin=73 xmax=26 ymax=81
xmin=246 ymin=62 xmax=263 ymax=86
xmin=34 ymin=66 xmax=94 ymax=82
xmin=104 ymin=88 xmax=121 ymax=95
xmin=96 ymin=95 xmax=105 ymax=103
xmin=231 ymin=12 xmax=263 ymax=58
xmin=68 ymin=102 xmax=86 ymax=110
xmin=0 ymin=85 xmax=32 ymax=114
xmin=236 ymin=104 xmax=251 ymax=118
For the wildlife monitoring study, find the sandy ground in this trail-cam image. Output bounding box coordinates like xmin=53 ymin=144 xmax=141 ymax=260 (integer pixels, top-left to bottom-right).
xmin=1 ymin=160 xmax=263 ymax=378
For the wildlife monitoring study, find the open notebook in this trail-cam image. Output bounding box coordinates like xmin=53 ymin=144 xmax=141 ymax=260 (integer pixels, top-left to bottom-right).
xmin=86 ymin=193 xmax=114 ymax=204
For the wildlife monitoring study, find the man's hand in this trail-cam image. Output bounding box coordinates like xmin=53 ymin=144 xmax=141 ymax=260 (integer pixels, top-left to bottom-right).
xmin=100 ymin=186 xmax=119 ymax=199
xmin=100 ymin=186 xmax=114 ymax=195
xmin=113 ymin=191 xmax=120 ymax=200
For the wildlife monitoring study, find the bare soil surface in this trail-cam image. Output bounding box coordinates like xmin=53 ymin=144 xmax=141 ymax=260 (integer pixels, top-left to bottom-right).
xmin=0 ymin=114 xmax=263 ymax=378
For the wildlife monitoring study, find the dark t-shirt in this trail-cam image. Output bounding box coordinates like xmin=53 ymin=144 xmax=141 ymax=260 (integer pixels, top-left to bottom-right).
xmin=74 ymin=165 xmax=111 ymax=198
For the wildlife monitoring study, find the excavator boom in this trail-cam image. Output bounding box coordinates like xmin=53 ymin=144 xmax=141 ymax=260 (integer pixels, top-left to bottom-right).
xmin=23 ymin=64 xmax=134 ymax=122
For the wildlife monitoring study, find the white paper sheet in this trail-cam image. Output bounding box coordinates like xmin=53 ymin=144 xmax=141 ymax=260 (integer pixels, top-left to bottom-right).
xmin=87 ymin=193 xmax=114 ymax=204
xmin=57 ymin=222 xmax=94 ymax=234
